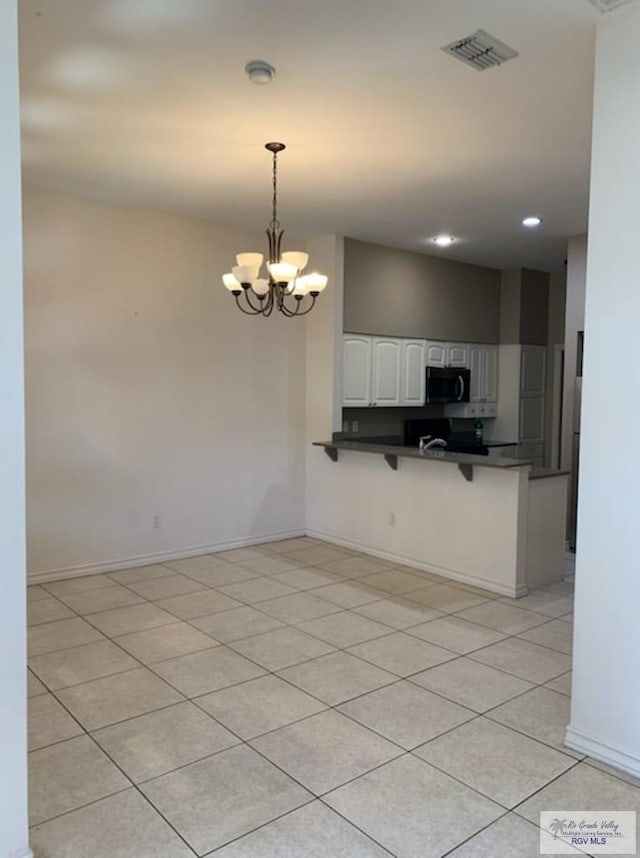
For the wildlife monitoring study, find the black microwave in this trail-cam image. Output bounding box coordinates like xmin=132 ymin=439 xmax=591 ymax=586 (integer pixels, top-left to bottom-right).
xmin=425 ymin=366 xmax=471 ymax=404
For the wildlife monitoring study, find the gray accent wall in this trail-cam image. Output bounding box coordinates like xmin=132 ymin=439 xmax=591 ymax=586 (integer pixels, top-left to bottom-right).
xmin=499 ymin=267 xmax=550 ymax=345
xmin=344 ymin=238 xmax=501 ymax=343
xmin=520 ymin=269 xmax=550 ymax=346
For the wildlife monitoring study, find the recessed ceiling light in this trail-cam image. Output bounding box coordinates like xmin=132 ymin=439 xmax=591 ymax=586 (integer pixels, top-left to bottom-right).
xmin=522 ymin=216 xmax=542 ymax=228
xmin=432 ymin=234 xmax=455 ymax=247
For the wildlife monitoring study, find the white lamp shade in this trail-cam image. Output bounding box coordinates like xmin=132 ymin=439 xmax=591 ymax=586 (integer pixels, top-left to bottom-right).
xmin=236 ymin=252 xmax=264 ymax=269
xmin=304 ymin=272 xmax=328 ymax=293
xmin=232 ymin=264 xmax=260 ymax=284
xmin=251 ymin=278 xmax=269 ymax=297
xmin=292 ymin=278 xmax=309 ymax=296
xmin=223 ymin=272 xmax=241 ymax=292
xmin=267 ymin=261 xmax=297 ymax=283
xmin=281 ymin=251 xmax=309 ymax=272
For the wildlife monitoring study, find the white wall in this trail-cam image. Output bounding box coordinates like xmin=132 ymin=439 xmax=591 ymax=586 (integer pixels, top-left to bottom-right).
xmin=566 ymin=3 xmax=640 ymax=777
xmin=23 ymin=189 xmax=306 ymax=579
xmin=0 ymin=1 xmax=30 ymax=855
xmin=308 ymin=450 xmax=531 ymax=598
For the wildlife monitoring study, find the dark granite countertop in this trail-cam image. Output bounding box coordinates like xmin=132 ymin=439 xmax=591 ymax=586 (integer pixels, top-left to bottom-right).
xmin=529 ymin=466 xmax=571 ymax=480
xmin=333 ymin=434 xmax=517 ymax=450
xmin=315 ymin=439 xmax=570 ymax=481
xmin=313 ymin=439 xmax=530 ymax=470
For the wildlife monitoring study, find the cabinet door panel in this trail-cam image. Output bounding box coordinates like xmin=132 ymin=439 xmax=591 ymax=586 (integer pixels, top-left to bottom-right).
xmin=447 ymin=343 xmax=469 ymax=368
xmin=520 ymin=397 xmax=545 ymax=443
xmin=521 ymin=346 xmax=546 ymax=396
xmin=343 ymin=335 xmax=372 ymax=406
xmin=469 ymin=346 xmax=483 ymax=401
xmin=401 ymin=340 xmax=426 ymax=406
xmin=484 ymin=346 xmax=498 ymax=402
xmin=372 ymin=338 xmax=402 ymax=406
xmin=425 ymin=341 xmax=447 ymax=367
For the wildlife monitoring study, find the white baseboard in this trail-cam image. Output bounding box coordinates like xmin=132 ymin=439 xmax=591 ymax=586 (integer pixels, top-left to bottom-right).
xmin=306 ymin=528 xmax=527 ymax=598
xmin=565 ymin=725 xmax=640 ymax=780
xmin=27 ymin=528 xmax=306 ymax=584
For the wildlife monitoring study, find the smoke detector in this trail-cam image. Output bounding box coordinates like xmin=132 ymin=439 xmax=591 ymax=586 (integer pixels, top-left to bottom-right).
xmin=245 ymin=60 xmax=275 ymax=85
xmin=442 ymin=29 xmax=518 ymax=71
xmin=587 ymin=0 xmax=637 ymax=11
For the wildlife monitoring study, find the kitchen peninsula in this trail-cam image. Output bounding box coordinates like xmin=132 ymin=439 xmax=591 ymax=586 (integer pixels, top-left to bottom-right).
xmin=309 ymin=437 xmax=568 ymax=598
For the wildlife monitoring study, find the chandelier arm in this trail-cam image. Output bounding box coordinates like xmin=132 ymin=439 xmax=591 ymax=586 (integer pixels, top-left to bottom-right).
xmin=242 ymin=289 xmax=269 ymax=314
xmin=263 ymin=287 xmax=275 ymax=316
xmin=279 ymin=301 xmax=298 ymax=317
xmin=263 ymin=298 xmax=275 ymax=317
xmin=290 ymin=295 xmax=318 ymax=317
xmin=234 ymin=294 xmax=262 ymax=315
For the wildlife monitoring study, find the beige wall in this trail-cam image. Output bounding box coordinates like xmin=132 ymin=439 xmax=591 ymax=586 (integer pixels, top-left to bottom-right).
xmin=23 ymin=188 xmax=307 ymax=578
xmin=343 ymin=238 xmax=501 ymax=343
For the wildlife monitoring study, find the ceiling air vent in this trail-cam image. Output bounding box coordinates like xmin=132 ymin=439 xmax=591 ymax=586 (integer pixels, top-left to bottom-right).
xmin=587 ymin=0 xmax=636 ymax=11
xmin=442 ymin=29 xmax=518 ymax=71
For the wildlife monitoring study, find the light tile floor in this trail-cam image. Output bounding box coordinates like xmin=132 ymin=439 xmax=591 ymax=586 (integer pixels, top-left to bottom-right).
xmin=27 ymin=538 xmax=640 ymax=857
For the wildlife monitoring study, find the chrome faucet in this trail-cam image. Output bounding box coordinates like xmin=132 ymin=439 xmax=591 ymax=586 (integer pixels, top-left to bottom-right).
xmin=419 ymin=435 xmax=448 ymax=451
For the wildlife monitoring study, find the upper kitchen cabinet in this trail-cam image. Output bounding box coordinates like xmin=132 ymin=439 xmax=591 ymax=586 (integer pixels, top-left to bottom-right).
xmin=484 ymin=345 xmax=498 ymax=402
xmin=425 ymin=341 xmax=447 ymax=367
xmin=446 ymin=343 xmax=469 ymax=368
xmin=400 ymin=339 xmax=426 ymax=405
xmin=343 ymin=334 xmax=426 ymax=407
xmin=469 ymin=344 xmax=498 ymax=403
xmin=371 ymin=337 xmax=402 ymax=406
xmin=425 ymin=340 xmax=470 ymax=368
xmin=343 ymin=335 xmax=372 ymax=407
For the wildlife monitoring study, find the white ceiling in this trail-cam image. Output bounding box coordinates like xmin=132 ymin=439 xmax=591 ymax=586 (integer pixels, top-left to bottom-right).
xmin=19 ymin=0 xmax=603 ymax=271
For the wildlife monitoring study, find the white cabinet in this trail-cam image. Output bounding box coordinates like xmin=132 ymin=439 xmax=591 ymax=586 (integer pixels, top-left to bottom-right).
xmin=519 ymin=345 xmax=546 ymax=444
xmin=343 ymin=334 xmax=426 ymax=407
xmin=371 ymin=338 xmax=402 ymax=406
xmin=446 ymin=342 xmax=469 ymax=368
xmin=401 ymin=340 xmax=426 ymax=405
xmin=469 ymin=346 xmax=483 ymax=401
xmin=425 ymin=341 xmax=447 ymax=367
xmin=469 ymin=344 xmax=498 ymax=403
xmin=484 ymin=345 xmax=498 ymax=402
xmin=520 ymin=397 xmax=545 ymax=443
xmin=521 ymin=346 xmax=546 ymax=396
xmin=343 ymin=335 xmax=372 ymax=407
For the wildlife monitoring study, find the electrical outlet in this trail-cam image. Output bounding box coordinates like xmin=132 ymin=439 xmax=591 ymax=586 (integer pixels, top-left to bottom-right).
xmin=152 ymin=515 xmax=160 ymax=529
xmin=352 ymin=421 xmax=359 ymax=433
xmin=342 ymin=420 xmax=349 ymax=433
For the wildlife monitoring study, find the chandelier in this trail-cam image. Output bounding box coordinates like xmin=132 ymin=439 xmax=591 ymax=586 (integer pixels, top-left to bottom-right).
xmin=222 ymin=142 xmax=328 ymax=317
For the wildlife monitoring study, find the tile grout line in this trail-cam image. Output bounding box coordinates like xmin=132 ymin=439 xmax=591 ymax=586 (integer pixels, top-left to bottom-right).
xmin=28 ymin=540 xmax=586 ymax=854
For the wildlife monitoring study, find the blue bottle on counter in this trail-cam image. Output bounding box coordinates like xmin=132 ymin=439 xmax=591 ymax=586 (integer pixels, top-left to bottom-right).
xmin=474 ymin=419 xmax=484 ymax=444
